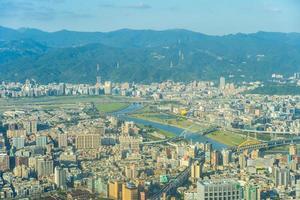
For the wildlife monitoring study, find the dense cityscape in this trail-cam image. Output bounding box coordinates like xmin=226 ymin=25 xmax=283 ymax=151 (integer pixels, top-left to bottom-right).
xmin=0 ymin=75 xmax=299 ymax=200
xmin=1 ymin=0 xmax=300 ymax=199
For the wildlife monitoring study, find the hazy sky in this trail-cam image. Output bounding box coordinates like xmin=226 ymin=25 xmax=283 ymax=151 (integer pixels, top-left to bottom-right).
xmin=0 ymin=0 xmax=299 ymax=35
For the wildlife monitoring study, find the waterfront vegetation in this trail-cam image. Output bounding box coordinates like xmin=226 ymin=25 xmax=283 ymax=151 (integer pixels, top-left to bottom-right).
xmin=0 ymin=95 xmax=133 ymax=111
xmin=130 ymin=112 xmax=205 ymax=132
xmin=138 ymin=124 xmax=175 ymax=140
xmin=206 ymin=130 xmax=248 ymax=146
xmin=96 ymin=102 xmax=130 ymax=113
xmin=247 ymin=84 xmax=300 ymax=95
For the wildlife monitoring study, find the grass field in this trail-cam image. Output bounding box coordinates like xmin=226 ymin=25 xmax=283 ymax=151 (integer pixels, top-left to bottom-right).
xmin=206 ymin=130 xmax=248 ymax=146
xmin=96 ymin=102 xmax=130 ymax=113
xmin=0 ymin=95 xmax=133 ymax=111
xmin=130 ymin=112 xmax=205 ymax=132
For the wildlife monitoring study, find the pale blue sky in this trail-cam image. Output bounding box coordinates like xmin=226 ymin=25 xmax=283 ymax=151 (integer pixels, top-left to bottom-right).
xmin=0 ymin=0 xmax=299 ymax=35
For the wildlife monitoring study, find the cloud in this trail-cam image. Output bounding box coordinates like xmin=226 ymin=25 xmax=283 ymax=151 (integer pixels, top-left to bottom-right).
xmin=265 ymin=6 xmax=282 ymax=13
xmin=0 ymin=0 xmax=91 ymax=21
xmin=100 ymin=2 xmax=152 ymax=10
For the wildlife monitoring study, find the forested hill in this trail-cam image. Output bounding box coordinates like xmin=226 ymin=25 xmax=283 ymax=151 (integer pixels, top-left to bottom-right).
xmin=1 ymin=26 xmax=300 ymax=83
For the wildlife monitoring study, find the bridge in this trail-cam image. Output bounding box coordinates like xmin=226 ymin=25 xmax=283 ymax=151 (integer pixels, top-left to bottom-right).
xmin=226 ymin=127 xmax=299 ymax=140
xmin=150 ymin=167 xmax=191 ymax=200
xmin=142 ymin=126 xmax=191 ymax=145
xmin=230 ymin=137 xmax=300 ymax=152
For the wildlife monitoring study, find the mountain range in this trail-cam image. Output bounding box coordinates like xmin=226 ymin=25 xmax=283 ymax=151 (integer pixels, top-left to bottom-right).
xmin=1 ymin=26 xmax=300 ymax=83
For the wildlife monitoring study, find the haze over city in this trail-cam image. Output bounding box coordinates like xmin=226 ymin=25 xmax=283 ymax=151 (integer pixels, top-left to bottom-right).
xmin=0 ymin=1 xmax=300 ymax=200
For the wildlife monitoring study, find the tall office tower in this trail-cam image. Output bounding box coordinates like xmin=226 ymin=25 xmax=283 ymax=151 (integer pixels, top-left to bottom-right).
xmin=108 ymin=181 xmax=122 ymax=200
xmin=296 ymin=180 xmax=300 ymax=199
xmin=289 ymin=144 xmax=297 ymax=156
xmin=31 ymin=120 xmax=38 ymax=134
xmin=191 ymin=161 xmax=203 ymax=179
xmin=211 ymin=150 xmax=220 ymax=167
xmin=0 ymin=153 xmax=10 ymax=171
xmin=12 ymin=137 xmax=25 ymax=150
xmin=204 ymin=143 xmax=212 ymax=164
xmin=58 ymin=134 xmax=68 ymax=148
xmin=239 ymin=154 xmax=247 ymax=169
xmin=75 ymin=134 xmax=100 ymax=149
xmin=274 ymin=166 xmax=290 ymax=188
xmin=122 ymin=182 xmax=138 ymax=200
xmin=197 ymin=179 xmax=243 ymax=200
xmin=36 ymin=157 xmax=53 ymax=178
xmin=55 ymin=166 xmax=67 ymax=189
xmin=36 ymin=135 xmax=48 ymax=147
xmin=219 ymin=76 xmax=225 ymax=89
xmin=221 ymin=149 xmax=231 ymax=166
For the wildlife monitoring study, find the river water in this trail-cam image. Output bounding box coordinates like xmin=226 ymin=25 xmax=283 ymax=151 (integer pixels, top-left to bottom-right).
xmin=112 ymin=103 xmax=227 ymax=150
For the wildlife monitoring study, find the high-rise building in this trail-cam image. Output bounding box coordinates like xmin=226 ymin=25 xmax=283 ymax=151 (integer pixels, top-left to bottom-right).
xmin=122 ymin=182 xmax=138 ymax=200
xmin=36 ymin=135 xmax=48 ymax=147
xmin=58 ymin=134 xmax=68 ymax=148
xmin=191 ymin=161 xmax=203 ymax=180
xmin=204 ymin=143 xmax=212 ymax=164
xmin=244 ymin=184 xmax=261 ymax=200
xmin=119 ymin=135 xmax=141 ymax=153
xmin=239 ymin=154 xmax=247 ymax=169
xmin=22 ymin=121 xmax=31 ymax=134
xmin=108 ymin=181 xmax=122 ymax=200
xmin=219 ymin=76 xmax=226 ymax=90
xmin=221 ymin=149 xmax=231 ymax=166
xmin=197 ymin=179 xmax=243 ymax=200
xmin=296 ymin=180 xmax=300 ymax=199
xmin=75 ymin=134 xmax=100 ymax=149
xmin=289 ymin=144 xmax=297 ymax=156
xmin=55 ymin=166 xmax=67 ymax=189
xmin=211 ymin=150 xmax=220 ymax=167
xmin=0 ymin=153 xmax=9 ymax=171
xmin=274 ymin=166 xmax=290 ymax=188
xmin=36 ymin=157 xmax=53 ymax=178
xmin=104 ymin=81 xmax=112 ymax=95
xmin=31 ymin=120 xmax=38 ymax=134
xmin=12 ymin=137 xmax=25 ymax=150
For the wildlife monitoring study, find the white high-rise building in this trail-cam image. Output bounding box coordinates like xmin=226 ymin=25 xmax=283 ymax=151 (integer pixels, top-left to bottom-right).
xmin=36 ymin=135 xmax=48 ymax=147
xmin=58 ymin=134 xmax=68 ymax=148
xmin=36 ymin=157 xmax=53 ymax=177
xmin=55 ymin=166 xmax=67 ymax=189
xmin=12 ymin=137 xmax=25 ymax=149
xmin=104 ymin=81 xmax=112 ymax=95
xmin=197 ymin=179 xmax=243 ymax=200
xmin=219 ymin=76 xmax=225 ymax=90
xmin=296 ymin=180 xmax=300 ymax=199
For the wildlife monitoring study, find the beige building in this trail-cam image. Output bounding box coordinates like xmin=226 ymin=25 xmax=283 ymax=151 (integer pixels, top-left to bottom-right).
xmin=75 ymin=134 xmax=100 ymax=149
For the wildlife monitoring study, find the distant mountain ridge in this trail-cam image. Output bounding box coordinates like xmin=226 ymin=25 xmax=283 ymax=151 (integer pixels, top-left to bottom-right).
xmin=0 ymin=26 xmax=300 ymax=83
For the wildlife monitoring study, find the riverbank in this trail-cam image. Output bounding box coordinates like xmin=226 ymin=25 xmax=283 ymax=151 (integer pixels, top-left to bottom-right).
xmin=206 ymin=130 xmax=249 ymax=147
xmin=96 ymin=102 xmax=130 ymax=113
xmin=130 ymin=112 xmax=206 ymax=132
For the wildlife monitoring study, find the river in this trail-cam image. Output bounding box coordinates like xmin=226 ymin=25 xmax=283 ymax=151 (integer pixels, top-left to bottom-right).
xmin=112 ymin=103 xmax=228 ymax=150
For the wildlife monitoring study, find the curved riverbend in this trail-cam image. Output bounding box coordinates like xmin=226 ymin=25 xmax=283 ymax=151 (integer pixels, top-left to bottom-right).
xmin=112 ymin=103 xmax=228 ymax=150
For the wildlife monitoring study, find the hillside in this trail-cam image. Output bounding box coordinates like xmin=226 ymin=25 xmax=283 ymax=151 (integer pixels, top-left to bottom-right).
xmin=0 ymin=26 xmax=300 ymax=83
